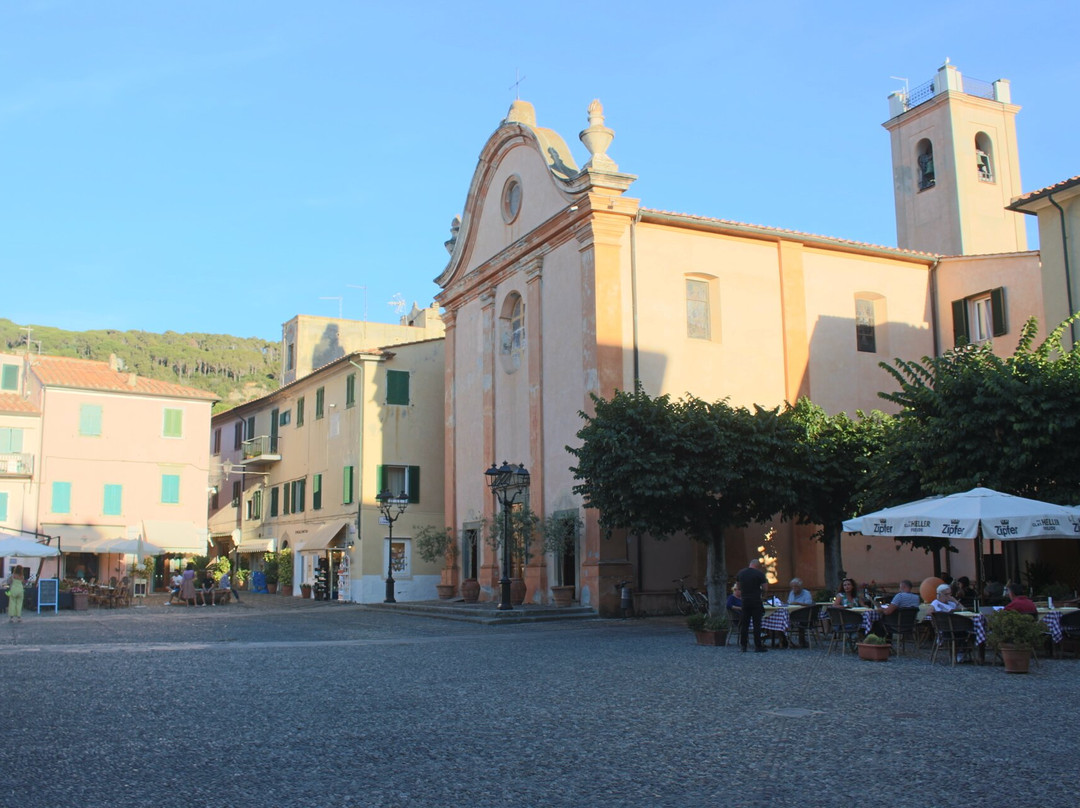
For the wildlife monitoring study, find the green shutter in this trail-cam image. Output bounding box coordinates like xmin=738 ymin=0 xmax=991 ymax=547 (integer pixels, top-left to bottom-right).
xmin=990 ymin=287 xmax=1007 ymax=337
xmin=346 ymin=374 xmax=356 ymax=408
xmin=79 ymin=404 xmax=102 ymax=436
xmin=343 ymin=466 xmax=354 ymax=504
xmin=0 ymin=428 xmax=23 ymax=454
xmin=270 ymin=486 xmax=279 ymax=517
xmin=313 ymin=474 xmax=322 ymax=510
xmin=407 ymin=465 xmax=420 ymax=504
xmin=0 ymin=492 xmax=8 ymax=521
xmin=315 ymin=387 xmax=325 ymax=419
xmin=52 ymin=482 xmax=71 ymax=514
xmin=163 ymin=408 xmax=183 ymax=437
xmin=1 ymin=364 xmax=17 ymax=391
xmin=375 ymin=465 xmax=384 ymax=495
xmin=297 ymin=397 xmax=305 ymax=426
xmin=387 ymin=370 xmax=410 ymax=405
xmin=103 ymin=484 xmax=123 ymax=516
xmin=283 ymin=482 xmax=291 ymax=514
xmin=294 ymin=479 xmax=305 ymax=512
xmin=951 ymin=299 xmax=969 ymax=346
xmin=161 ymin=474 xmax=180 ymax=504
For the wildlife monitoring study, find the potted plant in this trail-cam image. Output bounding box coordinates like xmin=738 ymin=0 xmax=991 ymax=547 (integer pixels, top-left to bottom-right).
xmin=263 ymin=552 xmax=279 ymax=595
xmin=69 ymin=580 xmax=89 ymax=611
xmin=987 ymin=609 xmax=1046 ymax=673
xmin=484 ymin=506 xmax=539 ymax=605
xmin=857 ymin=632 xmax=890 ymax=661
xmin=542 ymin=511 xmax=582 ymax=607
xmin=688 ymin=613 xmax=730 ymax=646
xmin=301 ymin=581 xmax=313 ymax=599
xmin=414 ymin=525 xmax=459 ymax=599
xmin=278 ymin=549 xmax=293 ymax=596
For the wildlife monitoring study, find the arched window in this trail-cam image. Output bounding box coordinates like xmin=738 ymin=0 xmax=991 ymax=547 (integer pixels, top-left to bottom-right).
xmin=499 ymin=292 xmax=525 ymax=373
xmin=855 ymin=293 xmax=886 ymax=354
xmin=916 ymin=139 xmax=935 ymax=190
xmin=975 ymin=132 xmax=994 ymax=182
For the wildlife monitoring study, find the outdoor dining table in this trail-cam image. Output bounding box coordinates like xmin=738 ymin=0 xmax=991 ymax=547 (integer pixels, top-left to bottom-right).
xmin=761 ymin=603 xmax=807 ymax=634
xmin=1037 ymin=607 xmax=1078 ymax=644
xmin=952 ymin=611 xmax=989 ymax=645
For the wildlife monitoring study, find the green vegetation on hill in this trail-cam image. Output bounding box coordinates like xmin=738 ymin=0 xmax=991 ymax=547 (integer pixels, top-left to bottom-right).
xmin=1 ymin=319 xmax=279 ymax=413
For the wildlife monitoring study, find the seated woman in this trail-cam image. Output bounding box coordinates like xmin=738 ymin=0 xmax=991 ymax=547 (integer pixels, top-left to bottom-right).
xmin=952 ymin=576 xmax=976 ymax=607
xmin=833 ymin=577 xmax=863 ymax=608
xmin=931 ymin=583 xmax=962 ymax=612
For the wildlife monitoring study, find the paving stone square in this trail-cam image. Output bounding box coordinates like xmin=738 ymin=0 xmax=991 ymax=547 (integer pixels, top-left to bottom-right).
xmin=2 ymin=595 xmax=1077 ymax=808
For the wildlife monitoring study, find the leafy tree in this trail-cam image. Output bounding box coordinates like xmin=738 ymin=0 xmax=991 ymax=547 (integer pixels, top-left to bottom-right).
xmin=782 ymin=398 xmax=888 ymax=591
xmin=568 ymin=387 xmax=799 ymax=614
xmin=877 ymin=316 xmax=1080 ymax=504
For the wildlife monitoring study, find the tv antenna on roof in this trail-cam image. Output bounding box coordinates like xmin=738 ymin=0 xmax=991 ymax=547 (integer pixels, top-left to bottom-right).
xmin=388 ymin=293 xmax=407 ymax=316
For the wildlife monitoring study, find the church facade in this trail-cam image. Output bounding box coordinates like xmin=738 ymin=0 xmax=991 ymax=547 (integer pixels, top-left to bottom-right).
xmin=434 ymin=63 xmax=1052 ymax=614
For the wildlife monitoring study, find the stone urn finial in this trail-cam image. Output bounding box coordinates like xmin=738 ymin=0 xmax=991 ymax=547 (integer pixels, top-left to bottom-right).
xmin=579 ymin=99 xmax=617 ymax=171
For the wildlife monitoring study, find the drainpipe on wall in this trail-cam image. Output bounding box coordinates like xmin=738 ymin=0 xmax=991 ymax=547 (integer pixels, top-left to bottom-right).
xmin=629 ymin=210 xmax=643 ymax=387
xmin=1048 ymin=193 xmax=1076 ymax=346
xmin=928 ymin=257 xmax=941 ymax=356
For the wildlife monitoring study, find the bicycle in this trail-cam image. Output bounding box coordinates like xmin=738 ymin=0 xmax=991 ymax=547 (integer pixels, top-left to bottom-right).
xmin=674 ymin=576 xmax=709 ymax=615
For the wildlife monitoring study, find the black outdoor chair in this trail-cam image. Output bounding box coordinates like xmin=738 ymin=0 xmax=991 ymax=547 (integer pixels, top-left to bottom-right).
xmin=1059 ymin=610 xmax=1080 ymax=659
xmin=726 ymin=607 xmax=743 ymax=646
xmin=826 ymin=607 xmax=862 ymax=655
xmin=930 ymin=612 xmax=977 ymax=666
xmin=787 ymin=605 xmax=819 ymax=649
xmin=882 ymin=607 xmax=921 ymax=656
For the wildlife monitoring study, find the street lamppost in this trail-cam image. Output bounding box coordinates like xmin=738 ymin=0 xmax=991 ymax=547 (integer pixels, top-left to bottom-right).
xmin=376 ymin=488 xmax=409 ymax=603
xmin=485 ymin=461 xmax=530 ymax=611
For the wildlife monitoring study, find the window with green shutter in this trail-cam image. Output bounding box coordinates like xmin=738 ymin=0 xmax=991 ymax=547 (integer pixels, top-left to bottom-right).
xmin=52 ymin=481 xmax=72 ymax=514
xmin=346 ymin=373 xmax=356 ymax=408
xmin=292 ymin=478 xmax=306 ymax=512
xmin=161 ymin=474 xmax=180 ymax=504
xmin=103 ymin=484 xmax=123 ymax=516
xmin=163 ymin=408 xmax=183 ymax=438
xmin=343 ymin=466 xmax=354 ymax=504
xmin=315 ymin=387 xmax=325 ymax=419
xmin=313 ymin=473 xmax=322 ymax=510
xmin=386 ymin=370 xmax=410 ymax=405
xmin=1 ymin=363 xmax=17 ymax=391
xmin=283 ymin=482 xmax=291 ymax=515
xmin=270 ymin=486 xmax=279 ymax=517
xmin=0 ymin=492 xmax=8 ymax=521
xmin=296 ymin=397 xmax=305 ymax=427
xmin=375 ymin=464 xmax=420 ymax=503
xmin=0 ymin=427 xmax=24 ymax=454
xmin=79 ymin=404 xmax=103 ymax=436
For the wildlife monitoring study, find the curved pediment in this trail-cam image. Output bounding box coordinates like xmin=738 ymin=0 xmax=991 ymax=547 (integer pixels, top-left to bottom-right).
xmin=435 ymin=100 xmax=585 ymax=290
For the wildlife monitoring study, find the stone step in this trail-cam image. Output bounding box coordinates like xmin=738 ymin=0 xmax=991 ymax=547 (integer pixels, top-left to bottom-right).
xmin=362 ymin=600 xmax=597 ymax=625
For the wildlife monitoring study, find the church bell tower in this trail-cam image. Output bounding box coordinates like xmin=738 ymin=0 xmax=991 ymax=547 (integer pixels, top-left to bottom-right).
xmin=883 ymin=60 xmax=1027 ymax=256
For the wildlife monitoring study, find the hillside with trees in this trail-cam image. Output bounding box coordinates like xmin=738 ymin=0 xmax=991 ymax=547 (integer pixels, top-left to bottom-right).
xmin=1 ymin=318 xmax=279 ymax=413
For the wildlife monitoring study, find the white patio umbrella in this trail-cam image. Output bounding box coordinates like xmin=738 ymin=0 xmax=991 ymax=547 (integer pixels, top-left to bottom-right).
xmin=844 ymin=487 xmax=1080 ymax=590
xmin=0 ymin=536 xmax=61 ymax=558
xmin=83 ymin=537 xmax=166 ymax=558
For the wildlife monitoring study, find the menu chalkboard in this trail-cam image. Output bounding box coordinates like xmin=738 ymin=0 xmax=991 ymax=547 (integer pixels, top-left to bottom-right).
xmin=38 ymin=577 xmax=59 ymax=614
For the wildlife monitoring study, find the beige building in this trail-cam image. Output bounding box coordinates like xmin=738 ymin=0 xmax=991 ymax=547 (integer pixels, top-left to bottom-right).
xmin=209 ymin=333 xmax=445 ymax=602
xmin=434 ymin=62 xmax=1055 ymax=614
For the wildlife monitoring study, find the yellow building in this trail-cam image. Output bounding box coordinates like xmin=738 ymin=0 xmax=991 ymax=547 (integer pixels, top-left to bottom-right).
xmin=435 ymin=62 xmax=1052 ymax=614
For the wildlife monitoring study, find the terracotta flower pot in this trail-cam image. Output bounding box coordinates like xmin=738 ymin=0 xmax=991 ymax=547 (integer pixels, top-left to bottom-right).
xmin=510 ymin=577 xmax=526 ymax=606
xmin=267 ymin=583 xmax=278 ymax=595
xmin=280 ymin=585 xmax=293 ymax=597
xmin=694 ymin=630 xmax=729 ymax=646
xmin=999 ymin=644 xmax=1032 ymax=673
xmin=461 ymin=579 xmax=480 ymax=603
xmin=436 ymin=584 xmax=456 ymax=600
xmin=72 ymin=592 xmax=89 ymax=611
xmin=301 ymin=585 xmax=312 ymax=599
xmin=857 ymin=642 xmax=890 ymax=661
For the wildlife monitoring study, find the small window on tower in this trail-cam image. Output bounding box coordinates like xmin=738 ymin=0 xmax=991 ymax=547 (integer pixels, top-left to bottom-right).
xmin=975 ymin=132 xmax=994 ymax=183
xmin=917 ymin=139 xmax=935 ymax=190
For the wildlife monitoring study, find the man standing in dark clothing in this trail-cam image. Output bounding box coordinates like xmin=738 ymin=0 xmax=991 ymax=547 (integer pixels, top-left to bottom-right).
xmin=735 ymin=559 xmax=769 ymax=653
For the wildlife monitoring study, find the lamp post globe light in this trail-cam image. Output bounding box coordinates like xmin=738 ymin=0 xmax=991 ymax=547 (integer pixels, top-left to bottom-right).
xmin=376 ymin=488 xmax=410 ymax=603
xmin=484 ymin=461 xmax=531 ymax=611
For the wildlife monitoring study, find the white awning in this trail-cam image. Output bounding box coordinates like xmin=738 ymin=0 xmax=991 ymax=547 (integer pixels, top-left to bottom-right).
xmin=41 ymin=524 xmax=126 ymax=553
xmin=236 ymin=539 xmax=274 ymax=554
xmin=296 ymin=521 xmax=350 ymax=552
xmin=142 ymin=520 xmax=206 ymax=554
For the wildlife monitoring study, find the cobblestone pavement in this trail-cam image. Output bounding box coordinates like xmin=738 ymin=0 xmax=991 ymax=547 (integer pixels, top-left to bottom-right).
xmin=2 ymin=595 xmax=1077 ymax=808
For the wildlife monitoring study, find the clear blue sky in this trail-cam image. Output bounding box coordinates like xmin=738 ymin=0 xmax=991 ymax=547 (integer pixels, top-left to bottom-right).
xmin=3 ymin=1 xmax=1077 ymax=342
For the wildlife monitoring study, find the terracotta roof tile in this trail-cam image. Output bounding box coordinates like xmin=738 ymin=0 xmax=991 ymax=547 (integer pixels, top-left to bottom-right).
xmin=0 ymin=393 xmax=39 ymax=415
xmin=1008 ymin=175 xmax=1080 ymax=209
xmin=29 ymin=356 xmax=218 ymax=401
xmin=641 ymin=208 xmax=940 ymax=258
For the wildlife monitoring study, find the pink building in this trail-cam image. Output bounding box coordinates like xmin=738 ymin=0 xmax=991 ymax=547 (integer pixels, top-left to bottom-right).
xmin=0 ymin=352 xmax=216 ymax=585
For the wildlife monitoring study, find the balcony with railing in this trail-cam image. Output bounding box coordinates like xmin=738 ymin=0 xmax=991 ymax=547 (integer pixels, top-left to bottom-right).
xmin=0 ymin=453 xmax=34 ymax=477
xmin=241 ymin=435 xmax=281 ymax=466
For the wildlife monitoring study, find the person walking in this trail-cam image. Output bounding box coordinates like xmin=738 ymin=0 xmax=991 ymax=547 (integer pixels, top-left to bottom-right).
xmin=735 ymin=559 xmax=769 ymax=653
xmin=179 ymin=562 xmax=198 ymax=607
xmin=6 ymin=566 xmax=25 ymax=623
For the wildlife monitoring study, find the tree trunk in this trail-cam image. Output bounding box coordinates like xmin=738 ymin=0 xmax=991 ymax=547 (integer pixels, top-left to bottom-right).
xmin=821 ymin=521 xmax=844 ymax=593
xmin=705 ymin=529 xmax=726 ymax=617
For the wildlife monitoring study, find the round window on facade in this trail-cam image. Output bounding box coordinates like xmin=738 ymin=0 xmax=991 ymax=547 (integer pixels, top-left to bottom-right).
xmin=501 ymin=176 xmax=522 ymax=223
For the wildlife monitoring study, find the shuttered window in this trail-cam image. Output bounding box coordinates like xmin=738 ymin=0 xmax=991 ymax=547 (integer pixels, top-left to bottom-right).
xmin=343 ymin=466 xmax=354 ymax=505
xmin=52 ymin=482 xmax=72 ymax=514
xmin=79 ymin=404 xmax=103 ymax=436
xmin=163 ymin=408 xmax=183 ymax=438
xmin=375 ymin=465 xmax=420 ymax=503
xmin=161 ymin=474 xmax=181 ymax=504
xmin=387 ymin=371 xmax=410 ymax=405
xmin=1 ymin=364 xmax=17 ymax=391
xmin=103 ymin=484 xmax=123 ymax=516
xmin=313 ymin=474 xmax=322 ymax=510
